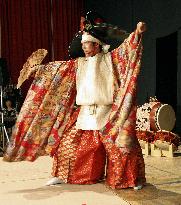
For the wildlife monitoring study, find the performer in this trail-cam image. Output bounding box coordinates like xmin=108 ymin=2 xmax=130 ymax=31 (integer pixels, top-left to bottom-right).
xmin=4 ymin=12 xmax=146 ymax=190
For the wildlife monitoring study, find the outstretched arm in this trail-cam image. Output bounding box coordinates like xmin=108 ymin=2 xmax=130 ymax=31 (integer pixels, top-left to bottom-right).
xmin=111 ymin=22 xmax=146 ymax=64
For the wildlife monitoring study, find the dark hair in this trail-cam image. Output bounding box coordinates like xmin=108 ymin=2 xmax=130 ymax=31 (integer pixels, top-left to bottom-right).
xmin=5 ymin=98 xmax=12 ymax=103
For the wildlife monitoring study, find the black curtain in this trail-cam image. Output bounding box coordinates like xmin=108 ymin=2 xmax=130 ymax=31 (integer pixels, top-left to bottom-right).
xmin=156 ymin=32 xmax=177 ymax=112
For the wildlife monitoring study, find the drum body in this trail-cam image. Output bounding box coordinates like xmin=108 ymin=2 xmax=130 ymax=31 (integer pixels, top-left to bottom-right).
xmin=150 ymin=103 xmax=176 ymax=131
xmin=136 ymin=101 xmax=176 ymax=132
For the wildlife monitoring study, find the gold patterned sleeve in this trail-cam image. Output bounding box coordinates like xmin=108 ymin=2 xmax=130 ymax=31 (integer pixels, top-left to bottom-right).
xmin=17 ymin=49 xmax=48 ymax=88
xmin=111 ymin=31 xmax=143 ymax=70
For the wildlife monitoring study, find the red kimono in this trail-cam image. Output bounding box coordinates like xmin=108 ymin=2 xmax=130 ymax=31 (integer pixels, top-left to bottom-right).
xmin=4 ymin=31 xmax=146 ymax=189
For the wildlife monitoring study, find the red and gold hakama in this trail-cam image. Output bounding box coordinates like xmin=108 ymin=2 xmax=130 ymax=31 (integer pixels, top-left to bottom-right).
xmin=51 ymin=109 xmax=145 ymax=188
xmin=52 ymin=127 xmax=106 ymax=184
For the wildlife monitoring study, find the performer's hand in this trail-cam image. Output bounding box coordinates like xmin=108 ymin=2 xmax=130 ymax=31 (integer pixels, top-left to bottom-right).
xmin=136 ymin=22 xmax=146 ymax=34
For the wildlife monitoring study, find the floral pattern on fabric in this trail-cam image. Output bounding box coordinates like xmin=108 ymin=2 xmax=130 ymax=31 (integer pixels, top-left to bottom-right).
xmin=4 ymin=60 xmax=77 ymax=161
xmin=99 ymin=32 xmax=146 ymax=188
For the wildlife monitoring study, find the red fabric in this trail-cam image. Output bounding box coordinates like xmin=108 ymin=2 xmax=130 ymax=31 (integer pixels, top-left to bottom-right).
xmin=3 ymin=61 xmax=77 ymax=162
xmin=52 ymin=119 xmax=106 ymax=185
xmin=69 ymin=130 xmax=106 ymax=184
xmin=52 ymin=108 xmax=106 ymax=184
xmin=0 ymin=0 xmax=52 ymax=96
xmin=105 ymin=143 xmax=145 ymax=189
xmin=0 ymin=0 xmax=84 ymax=96
xmin=52 ymin=0 xmax=84 ymax=60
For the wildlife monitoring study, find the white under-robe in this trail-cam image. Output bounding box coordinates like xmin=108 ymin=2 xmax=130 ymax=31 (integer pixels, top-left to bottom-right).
xmin=76 ymin=52 xmax=115 ymax=130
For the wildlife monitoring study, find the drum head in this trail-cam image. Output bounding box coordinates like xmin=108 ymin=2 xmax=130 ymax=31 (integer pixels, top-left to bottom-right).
xmin=157 ymin=104 xmax=176 ymax=131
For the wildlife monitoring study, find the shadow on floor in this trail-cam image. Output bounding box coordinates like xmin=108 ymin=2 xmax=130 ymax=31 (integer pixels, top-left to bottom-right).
xmin=7 ymin=182 xmax=113 ymax=200
xmin=6 ymin=182 xmax=181 ymax=204
xmin=113 ymin=183 xmax=181 ymax=205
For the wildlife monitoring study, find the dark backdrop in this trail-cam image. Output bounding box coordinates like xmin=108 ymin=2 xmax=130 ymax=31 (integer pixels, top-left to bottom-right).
xmin=85 ymin=0 xmax=181 ymax=134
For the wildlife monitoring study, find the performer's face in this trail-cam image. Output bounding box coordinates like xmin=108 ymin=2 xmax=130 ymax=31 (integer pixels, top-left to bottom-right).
xmin=82 ymin=41 xmax=100 ymax=57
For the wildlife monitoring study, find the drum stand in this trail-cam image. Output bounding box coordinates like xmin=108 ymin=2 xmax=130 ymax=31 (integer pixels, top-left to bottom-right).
xmin=0 ymin=86 xmax=9 ymax=152
xmin=151 ymin=142 xmax=175 ymax=158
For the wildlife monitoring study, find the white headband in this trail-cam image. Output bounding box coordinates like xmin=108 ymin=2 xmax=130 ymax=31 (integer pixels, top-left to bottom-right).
xmin=81 ymin=32 xmax=102 ymax=44
xmin=81 ymin=32 xmax=110 ymax=53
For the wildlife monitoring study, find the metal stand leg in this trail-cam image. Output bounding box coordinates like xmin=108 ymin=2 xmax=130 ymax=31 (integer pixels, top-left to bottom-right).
xmin=0 ymin=85 xmax=9 ymax=152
